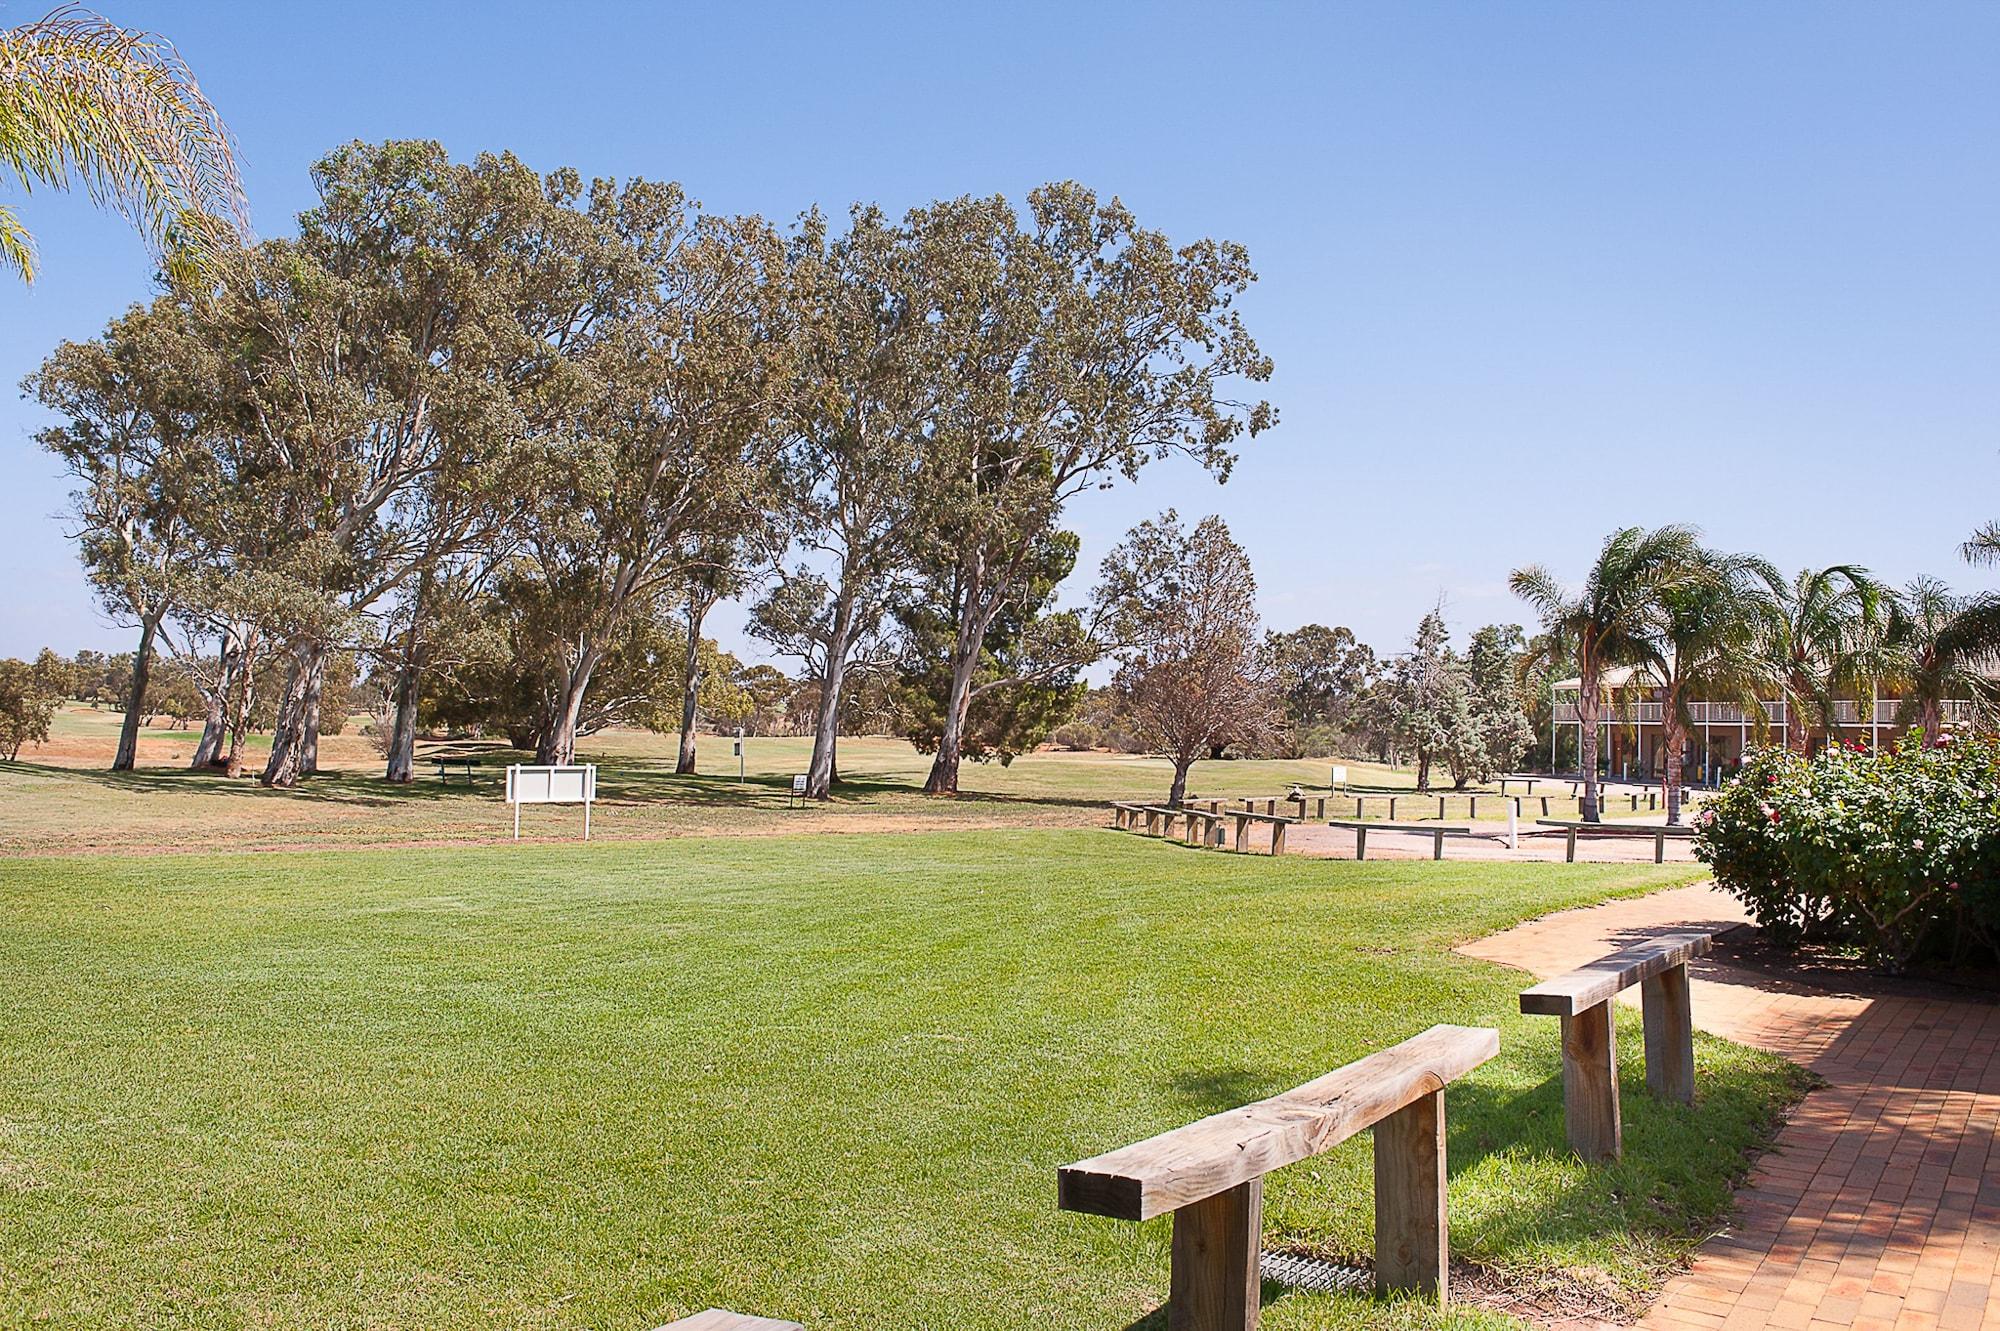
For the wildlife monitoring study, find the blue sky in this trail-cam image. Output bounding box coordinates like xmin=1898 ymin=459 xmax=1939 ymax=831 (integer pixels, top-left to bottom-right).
xmin=4 ymin=1 xmax=1997 ymax=666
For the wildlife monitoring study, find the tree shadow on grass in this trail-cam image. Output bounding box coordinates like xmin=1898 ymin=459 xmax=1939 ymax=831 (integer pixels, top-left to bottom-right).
xmin=9 ymin=749 xmax=1119 ymax=817
xmin=9 ymin=760 xmax=504 ymax=808
xmin=590 ymin=758 xmax=1110 ymax=811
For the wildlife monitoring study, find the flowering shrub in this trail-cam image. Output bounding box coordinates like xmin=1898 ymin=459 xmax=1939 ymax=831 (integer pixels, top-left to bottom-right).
xmin=1693 ymin=732 xmax=2000 ymax=971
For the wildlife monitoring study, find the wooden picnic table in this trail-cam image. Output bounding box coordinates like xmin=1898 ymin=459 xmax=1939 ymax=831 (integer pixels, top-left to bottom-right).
xmin=431 ymin=755 xmax=482 ymax=784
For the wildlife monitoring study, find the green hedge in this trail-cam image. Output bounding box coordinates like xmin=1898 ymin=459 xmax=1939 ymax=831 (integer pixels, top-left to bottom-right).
xmin=1692 ymin=732 xmax=2000 ymax=971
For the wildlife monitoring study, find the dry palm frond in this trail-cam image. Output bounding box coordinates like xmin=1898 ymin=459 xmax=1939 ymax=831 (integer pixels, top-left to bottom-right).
xmin=0 ymin=3 xmax=248 ymax=283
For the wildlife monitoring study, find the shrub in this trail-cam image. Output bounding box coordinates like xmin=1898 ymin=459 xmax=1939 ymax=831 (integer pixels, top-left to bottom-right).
xmin=1049 ymin=721 xmax=1101 ymax=751
xmin=1694 ymin=734 xmax=2000 ymax=971
xmin=0 ymin=657 xmax=63 ymax=761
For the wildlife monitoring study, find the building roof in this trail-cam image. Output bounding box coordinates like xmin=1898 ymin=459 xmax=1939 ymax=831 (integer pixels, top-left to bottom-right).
xmin=1552 ymin=665 xmax=1665 ymax=693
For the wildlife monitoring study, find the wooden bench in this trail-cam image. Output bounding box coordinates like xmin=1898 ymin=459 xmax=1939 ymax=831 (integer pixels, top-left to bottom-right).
xmin=1229 ymin=810 xmax=1294 ymax=855
xmin=1326 ymin=819 xmax=1477 ymax=861
xmin=1519 ymin=931 xmax=1714 ymax=1161
xmin=1059 ymin=1024 xmax=1500 ymax=1324
xmin=1116 ymin=804 xmax=1293 ymax=855
xmin=653 ymin=1312 xmax=802 ymax=1331
xmin=431 ymin=755 xmax=480 ymax=784
xmin=1535 ymin=819 xmax=1697 ymax=863
xmin=1182 ymin=808 xmax=1228 ymax=848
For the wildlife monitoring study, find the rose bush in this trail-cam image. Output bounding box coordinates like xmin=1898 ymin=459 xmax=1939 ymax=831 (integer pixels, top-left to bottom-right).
xmin=1693 ymin=732 xmax=2000 ymax=971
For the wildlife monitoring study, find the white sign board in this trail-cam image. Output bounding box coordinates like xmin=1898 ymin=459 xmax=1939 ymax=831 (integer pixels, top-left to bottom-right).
xmin=792 ymin=774 xmax=808 ymax=793
xmin=506 ymin=763 xmax=597 ymax=840
xmin=1330 ymin=765 xmax=1349 ymax=789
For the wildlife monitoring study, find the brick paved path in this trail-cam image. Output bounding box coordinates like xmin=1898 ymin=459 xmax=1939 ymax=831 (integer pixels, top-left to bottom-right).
xmin=1461 ymin=884 xmax=2000 ymax=1331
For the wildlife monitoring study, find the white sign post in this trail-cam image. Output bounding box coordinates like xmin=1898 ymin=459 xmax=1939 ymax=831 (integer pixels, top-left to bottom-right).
xmin=734 ymin=728 xmax=746 ymax=781
xmin=506 ymin=763 xmax=598 ymax=840
xmin=1330 ymin=765 xmax=1349 ymax=791
xmin=790 ymin=773 xmax=807 ymax=808
xmin=1507 ymin=797 xmax=1519 ymax=851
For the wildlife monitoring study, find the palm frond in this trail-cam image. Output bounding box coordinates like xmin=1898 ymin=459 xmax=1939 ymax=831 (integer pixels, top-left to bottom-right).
xmin=0 ymin=201 xmax=33 ymax=279
xmin=0 ymin=4 xmax=248 ymax=284
xmin=1963 ymin=522 xmax=2000 ymax=569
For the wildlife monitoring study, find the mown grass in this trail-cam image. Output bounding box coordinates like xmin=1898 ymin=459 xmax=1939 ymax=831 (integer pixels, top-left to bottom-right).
xmin=0 ymin=831 xmax=1801 ymax=1329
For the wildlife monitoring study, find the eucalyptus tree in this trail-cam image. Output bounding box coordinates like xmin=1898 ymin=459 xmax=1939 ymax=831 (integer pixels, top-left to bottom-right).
xmin=1510 ymin=525 xmax=1706 ymax=821
xmin=1096 ymin=512 xmax=1281 ymax=806
xmin=1767 ymin=565 xmax=1894 ymax=754
xmin=1264 ymin=624 xmax=1378 ymax=751
xmin=755 ymin=205 xmax=936 ymax=800
xmin=423 ymin=565 xmax=690 ymax=753
xmin=1882 ymin=577 xmax=2000 ymax=742
xmin=0 ymin=5 xmax=244 ymax=282
xmin=27 ymin=295 xmax=224 ymax=770
xmin=894 ymin=528 xmax=1092 ymax=770
xmin=1647 ymin=550 xmax=1783 ymax=823
xmin=516 ymin=201 xmax=791 ymax=766
xmin=898 ymin=184 xmax=1275 ymax=795
xmin=209 ymin=141 xmax=671 ymax=785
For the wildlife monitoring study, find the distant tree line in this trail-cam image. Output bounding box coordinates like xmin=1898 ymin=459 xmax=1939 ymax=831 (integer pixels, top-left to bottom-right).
xmin=25 ymin=139 xmax=1274 ymax=797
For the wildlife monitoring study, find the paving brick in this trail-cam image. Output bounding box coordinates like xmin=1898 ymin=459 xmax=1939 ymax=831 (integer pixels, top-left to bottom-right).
xmin=1461 ymin=883 xmax=2000 ymax=1331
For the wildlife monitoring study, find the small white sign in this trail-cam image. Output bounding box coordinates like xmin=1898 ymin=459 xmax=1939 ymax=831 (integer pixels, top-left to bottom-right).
xmin=1330 ymin=765 xmax=1349 ymax=789
xmin=791 ymin=774 xmax=808 ymax=794
xmin=506 ymin=764 xmax=597 ymax=840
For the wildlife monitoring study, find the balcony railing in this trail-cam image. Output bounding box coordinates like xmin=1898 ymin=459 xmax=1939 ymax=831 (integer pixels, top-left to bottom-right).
xmin=1550 ymin=698 xmax=1973 ymax=727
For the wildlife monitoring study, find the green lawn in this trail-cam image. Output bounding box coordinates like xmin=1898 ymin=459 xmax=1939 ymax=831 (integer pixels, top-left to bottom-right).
xmin=0 ymin=831 xmax=1801 ymax=1329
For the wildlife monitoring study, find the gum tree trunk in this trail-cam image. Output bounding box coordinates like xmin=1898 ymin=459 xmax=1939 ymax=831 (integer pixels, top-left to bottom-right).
xmin=384 ymin=578 xmax=429 ymax=782
xmin=538 ymin=639 xmax=606 ymax=767
xmin=222 ymin=631 xmax=261 ymax=778
xmin=384 ymin=647 xmax=424 ymax=782
xmin=805 ymin=597 xmax=859 ymax=801
xmin=301 ymin=670 xmax=322 ymax=777
xmin=923 ymin=641 xmax=982 ymax=796
xmin=112 ymin=609 xmax=165 ymax=772
xmin=1167 ymin=753 xmax=1193 ymax=807
xmin=674 ymin=593 xmax=714 ymax=775
xmin=262 ymin=643 xmax=325 ymax=788
xmin=189 ymin=622 xmax=245 ymax=770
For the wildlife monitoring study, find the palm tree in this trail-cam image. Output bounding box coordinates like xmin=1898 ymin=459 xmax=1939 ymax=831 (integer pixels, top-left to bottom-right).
xmin=1883 ymin=577 xmax=2000 ymax=742
xmin=1511 ymin=525 xmax=1706 ymax=822
xmin=1768 ymin=566 xmax=1894 ymax=753
xmin=0 ymin=4 xmax=245 ymax=283
xmin=1648 ymin=550 xmax=1783 ymax=824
